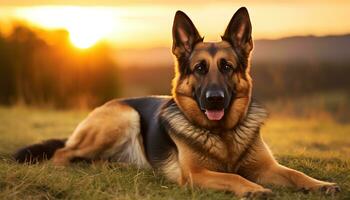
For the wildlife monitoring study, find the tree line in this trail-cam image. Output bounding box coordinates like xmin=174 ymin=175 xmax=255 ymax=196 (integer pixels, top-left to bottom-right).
xmin=0 ymin=25 xmax=120 ymax=109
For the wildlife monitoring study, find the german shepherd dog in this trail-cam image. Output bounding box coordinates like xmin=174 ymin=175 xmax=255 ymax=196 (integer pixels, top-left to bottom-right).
xmin=15 ymin=7 xmax=340 ymax=198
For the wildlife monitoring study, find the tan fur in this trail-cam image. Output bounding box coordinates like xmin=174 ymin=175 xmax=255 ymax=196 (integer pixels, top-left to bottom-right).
xmin=52 ymin=101 xmax=150 ymax=168
xmin=160 ymin=151 xmax=183 ymax=184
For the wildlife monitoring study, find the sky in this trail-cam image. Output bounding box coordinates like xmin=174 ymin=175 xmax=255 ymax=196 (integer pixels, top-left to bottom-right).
xmin=0 ymin=0 xmax=350 ymax=49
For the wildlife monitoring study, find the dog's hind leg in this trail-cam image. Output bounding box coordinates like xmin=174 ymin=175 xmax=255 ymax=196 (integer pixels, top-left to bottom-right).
xmin=52 ymin=101 xmax=148 ymax=167
xmin=52 ymin=147 xmax=78 ymax=166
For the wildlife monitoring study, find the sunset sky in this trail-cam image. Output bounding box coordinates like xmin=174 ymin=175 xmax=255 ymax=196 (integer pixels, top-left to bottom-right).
xmin=1 ymin=1 xmax=350 ymax=49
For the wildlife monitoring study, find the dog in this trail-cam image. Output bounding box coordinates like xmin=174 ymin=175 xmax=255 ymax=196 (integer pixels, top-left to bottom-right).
xmin=14 ymin=7 xmax=340 ymax=198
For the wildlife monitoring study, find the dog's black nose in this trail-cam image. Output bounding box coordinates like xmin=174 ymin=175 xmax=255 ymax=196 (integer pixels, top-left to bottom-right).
xmin=205 ymin=90 xmax=225 ymax=104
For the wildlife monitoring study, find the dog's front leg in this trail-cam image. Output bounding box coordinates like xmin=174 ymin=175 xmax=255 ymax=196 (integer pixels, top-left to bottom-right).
xmin=186 ymin=168 xmax=272 ymax=198
xmin=256 ymin=163 xmax=340 ymax=195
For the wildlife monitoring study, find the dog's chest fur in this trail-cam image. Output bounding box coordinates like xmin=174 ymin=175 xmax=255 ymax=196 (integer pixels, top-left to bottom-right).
xmin=160 ymin=100 xmax=267 ymax=172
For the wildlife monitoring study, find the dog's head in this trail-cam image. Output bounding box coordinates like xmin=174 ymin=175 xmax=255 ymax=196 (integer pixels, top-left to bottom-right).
xmin=172 ymin=7 xmax=253 ymax=130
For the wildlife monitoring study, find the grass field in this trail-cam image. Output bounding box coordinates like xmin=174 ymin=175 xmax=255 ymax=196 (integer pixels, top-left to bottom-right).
xmin=0 ymin=106 xmax=349 ymax=200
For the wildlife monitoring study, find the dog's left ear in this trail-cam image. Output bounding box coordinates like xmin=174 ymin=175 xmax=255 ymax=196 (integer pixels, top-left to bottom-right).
xmin=222 ymin=7 xmax=253 ymax=55
xmin=172 ymin=11 xmax=203 ymax=58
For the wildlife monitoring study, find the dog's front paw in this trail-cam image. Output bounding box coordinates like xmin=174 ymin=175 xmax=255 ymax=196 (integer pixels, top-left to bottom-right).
xmin=241 ymin=188 xmax=273 ymax=200
xmin=319 ymin=183 xmax=341 ymax=195
xmin=301 ymin=182 xmax=340 ymax=195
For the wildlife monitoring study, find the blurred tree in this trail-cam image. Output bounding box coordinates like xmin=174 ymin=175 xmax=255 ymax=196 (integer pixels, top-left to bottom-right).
xmin=0 ymin=24 xmax=120 ymax=109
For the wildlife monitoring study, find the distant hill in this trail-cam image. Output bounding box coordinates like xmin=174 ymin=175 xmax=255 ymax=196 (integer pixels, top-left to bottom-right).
xmin=115 ymin=34 xmax=350 ymax=68
xmin=253 ymin=34 xmax=350 ymax=64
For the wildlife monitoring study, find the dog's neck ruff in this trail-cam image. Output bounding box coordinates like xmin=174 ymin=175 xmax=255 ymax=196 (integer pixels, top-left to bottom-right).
xmin=161 ymin=99 xmax=267 ymax=136
xmin=160 ymin=99 xmax=268 ymax=163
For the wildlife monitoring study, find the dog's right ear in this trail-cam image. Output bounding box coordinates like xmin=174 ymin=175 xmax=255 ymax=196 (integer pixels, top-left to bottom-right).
xmin=172 ymin=11 xmax=203 ymax=58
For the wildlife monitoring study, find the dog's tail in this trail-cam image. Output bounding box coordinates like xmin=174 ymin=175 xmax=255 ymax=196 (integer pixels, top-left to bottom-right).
xmin=13 ymin=138 xmax=67 ymax=164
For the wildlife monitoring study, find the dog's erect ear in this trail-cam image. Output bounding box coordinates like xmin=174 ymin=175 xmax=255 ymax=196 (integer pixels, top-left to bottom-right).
xmin=222 ymin=7 xmax=253 ymax=54
xmin=172 ymin=11 xmax=203 ymax=58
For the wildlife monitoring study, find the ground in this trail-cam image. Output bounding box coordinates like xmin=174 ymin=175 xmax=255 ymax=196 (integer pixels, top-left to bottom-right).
xmin=0 ymin=106 xmax=349 ymax=200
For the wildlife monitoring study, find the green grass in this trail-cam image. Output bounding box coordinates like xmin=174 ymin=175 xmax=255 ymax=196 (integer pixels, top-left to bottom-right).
xmin=0 ymin=106 xmax=349 ymax=200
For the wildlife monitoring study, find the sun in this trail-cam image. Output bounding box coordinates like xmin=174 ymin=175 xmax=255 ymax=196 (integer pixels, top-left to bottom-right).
xmin=66 ymin=14 xmax=114 ymax=49
xmin=69 ymin=27 xmax=103 ymax=49
xmin=15 ymin=6 xmax=116 ymax=49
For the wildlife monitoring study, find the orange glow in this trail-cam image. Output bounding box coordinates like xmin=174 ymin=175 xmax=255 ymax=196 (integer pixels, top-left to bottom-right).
xmin=0 ymin=1 xmax=348 ymax=49
xmin=15 ymin=6 xmax=117 ymax=49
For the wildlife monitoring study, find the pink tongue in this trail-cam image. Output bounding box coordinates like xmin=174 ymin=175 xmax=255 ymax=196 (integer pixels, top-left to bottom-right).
xmin=205 ymin=109 xmax=225 ymax=121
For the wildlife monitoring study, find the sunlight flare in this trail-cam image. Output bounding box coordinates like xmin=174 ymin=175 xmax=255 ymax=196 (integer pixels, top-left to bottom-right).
xmin=15 ymin=6 xmax=117 ymax=48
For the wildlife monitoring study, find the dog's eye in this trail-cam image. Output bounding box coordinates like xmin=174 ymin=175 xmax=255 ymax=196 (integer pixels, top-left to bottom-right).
xmin=220 ymin=59 xmax=234 ymax=73
xmin=194 ymin=61 xmax=208 ymax=75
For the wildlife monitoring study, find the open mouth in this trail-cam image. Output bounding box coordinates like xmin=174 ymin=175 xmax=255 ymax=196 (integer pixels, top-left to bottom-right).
xmin=205 ymin=109 xmax=225 ymax=121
